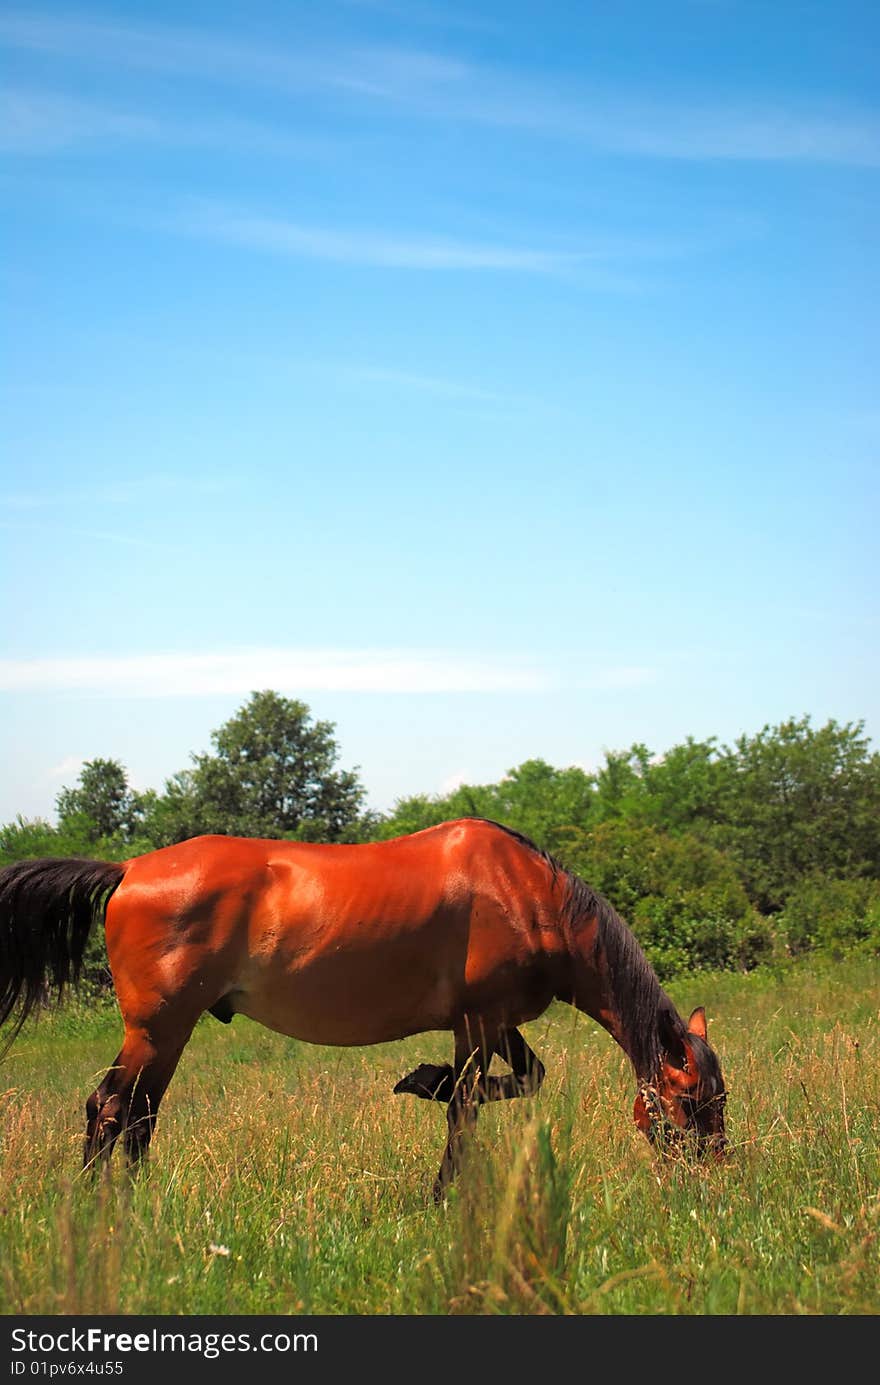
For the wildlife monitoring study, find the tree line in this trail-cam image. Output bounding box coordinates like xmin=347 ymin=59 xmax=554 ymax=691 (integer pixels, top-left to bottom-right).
xmin=2 ymin=690 xmax=878 ymax=981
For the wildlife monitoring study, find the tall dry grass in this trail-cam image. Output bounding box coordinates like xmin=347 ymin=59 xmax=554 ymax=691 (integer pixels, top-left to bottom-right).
xmin=1 ymin=958 xmax=877 ymax=1314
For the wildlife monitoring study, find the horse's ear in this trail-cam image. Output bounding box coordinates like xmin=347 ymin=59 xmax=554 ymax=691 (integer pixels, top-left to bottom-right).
xmin=687 ymin=1006 xmax=707 ymax=1041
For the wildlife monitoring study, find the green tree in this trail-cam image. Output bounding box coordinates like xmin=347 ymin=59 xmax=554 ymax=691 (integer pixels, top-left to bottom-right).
xmin=592 ymin=744 xmax=652 ymax=823
xmin=776 ymin=873 xmax=880 ymax=956
xmin=580 ymin=722 xmax=880 ymax=916
xmin=376 ymin=793 xmax=461 ymax=840
xmin=556 ymin=820 xmax=772 ymax=978
xmin=590 ymin=739 xmax=725 ymax=835
xmin=377 ymin=759 xmax=596 ymax=852
xmin=471 ymin=759 xmax=595 ymax=851
xmin=712 ymin=717 xmax=880 ymax=912
xmin=139 ymin=771 xmax=203 ymax=848
xmin=55 ymin=758 xmax=149 ymax=849
xmin=0 ymin=814 xmax=92 ymax=867
xmin=145 ymin=692 xmax=366 ymax=844
xmin=638 ymin=737 xmax=726 ymax=834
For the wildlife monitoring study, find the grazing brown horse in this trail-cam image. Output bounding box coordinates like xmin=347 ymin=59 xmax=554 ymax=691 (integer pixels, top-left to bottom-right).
xmin=0 ymin=819 xmax=726 ymax=1197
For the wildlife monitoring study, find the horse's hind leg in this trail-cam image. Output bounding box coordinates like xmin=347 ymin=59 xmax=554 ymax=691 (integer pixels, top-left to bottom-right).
xmin=84 ymin=1023 xmax=191 ymax=1172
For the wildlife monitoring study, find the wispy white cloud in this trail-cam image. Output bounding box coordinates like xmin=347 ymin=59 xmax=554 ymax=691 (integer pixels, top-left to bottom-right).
xmin=3 ymin=10 xmax=878 ymax=165
xmin=0 ymin=472 xmax=233 ymax=510
xmin=507 ymin=95 xmax=880 ymax=166
xmin=0 ymin=650 xmax=660 ymax=697
xmin=0 ymin=87 xmax=331 ymax=157
xmin=0 ymin=649 xmax=553 ymax=696
xmin=438 ymin=768 xmax=471 ymax=794
xmin=1 ymin=88 xmax=155 ymax=153
xmin=0 ymin=11 xmax=468 ymax=100
xmin=0 ymin=519 xmax=182 ymax=552
xmin=573 ymin=667 xmax=658 ymax=691
xmin=337 ymin=0 xmax=500 ymax=35
xmin=171 ymin=202 xmax=578 ymax=273
xmin=45 ymin=755 xmax=84 ymax=781
xmin=345 ymin=364 xmax=504 ymax=401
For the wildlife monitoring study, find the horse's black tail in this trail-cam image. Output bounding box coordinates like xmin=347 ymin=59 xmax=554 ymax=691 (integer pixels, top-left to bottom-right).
xmin=0 ymin=857 xmax=126 ymax=1054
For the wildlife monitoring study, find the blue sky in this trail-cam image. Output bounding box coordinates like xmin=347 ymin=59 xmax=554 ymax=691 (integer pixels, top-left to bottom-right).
xmin=2 ymin=1 xmax=878 ymax=824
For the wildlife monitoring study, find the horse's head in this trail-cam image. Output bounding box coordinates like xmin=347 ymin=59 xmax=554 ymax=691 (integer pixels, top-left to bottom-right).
xmin=634 ymin=1006 xmax=727 ymax=1160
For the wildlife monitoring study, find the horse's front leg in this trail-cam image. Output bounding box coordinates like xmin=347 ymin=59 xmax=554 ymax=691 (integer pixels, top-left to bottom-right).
xmin=394 ymin=1027 xmax=545 ymax=1104
xmin=432 ymin=1028 xmax=488 ymax=1203
xmin=490 ymin=1027 xmax=546 ymax=1099
xmin=393 ymin=1061 xmax=455 ymax=1101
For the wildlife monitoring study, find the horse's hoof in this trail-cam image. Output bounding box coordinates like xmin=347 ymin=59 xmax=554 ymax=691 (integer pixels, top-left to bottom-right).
xmin=393 ymin=1063 xmax=455 ymax=1102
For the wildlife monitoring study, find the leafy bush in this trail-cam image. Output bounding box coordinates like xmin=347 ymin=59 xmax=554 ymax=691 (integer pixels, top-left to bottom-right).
xmin=0 ymin=815 xmax=93 ymax=865
xmin=556 ymin=821 xmax=773 ymax=979
xmin=377 ymin=759 xmax=596 ymax=852
xmin=776 ymin=874 xmax=880 ymax=957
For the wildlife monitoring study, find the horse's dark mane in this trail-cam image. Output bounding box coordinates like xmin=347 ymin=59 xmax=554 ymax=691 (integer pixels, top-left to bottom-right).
xmin=475 ymin=818 xmax=685 ymax=1080
xmin=473 ymin=818 xmax=561 ymax=877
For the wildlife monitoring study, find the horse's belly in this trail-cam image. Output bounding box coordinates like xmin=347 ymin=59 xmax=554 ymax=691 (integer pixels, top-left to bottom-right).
xmin=231 ymin=942 xmax=462 ymax=1046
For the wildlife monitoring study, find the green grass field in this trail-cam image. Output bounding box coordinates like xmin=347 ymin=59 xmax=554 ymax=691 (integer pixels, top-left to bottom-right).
xmin=1 ymin=958 xmax=877 ymax=1315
